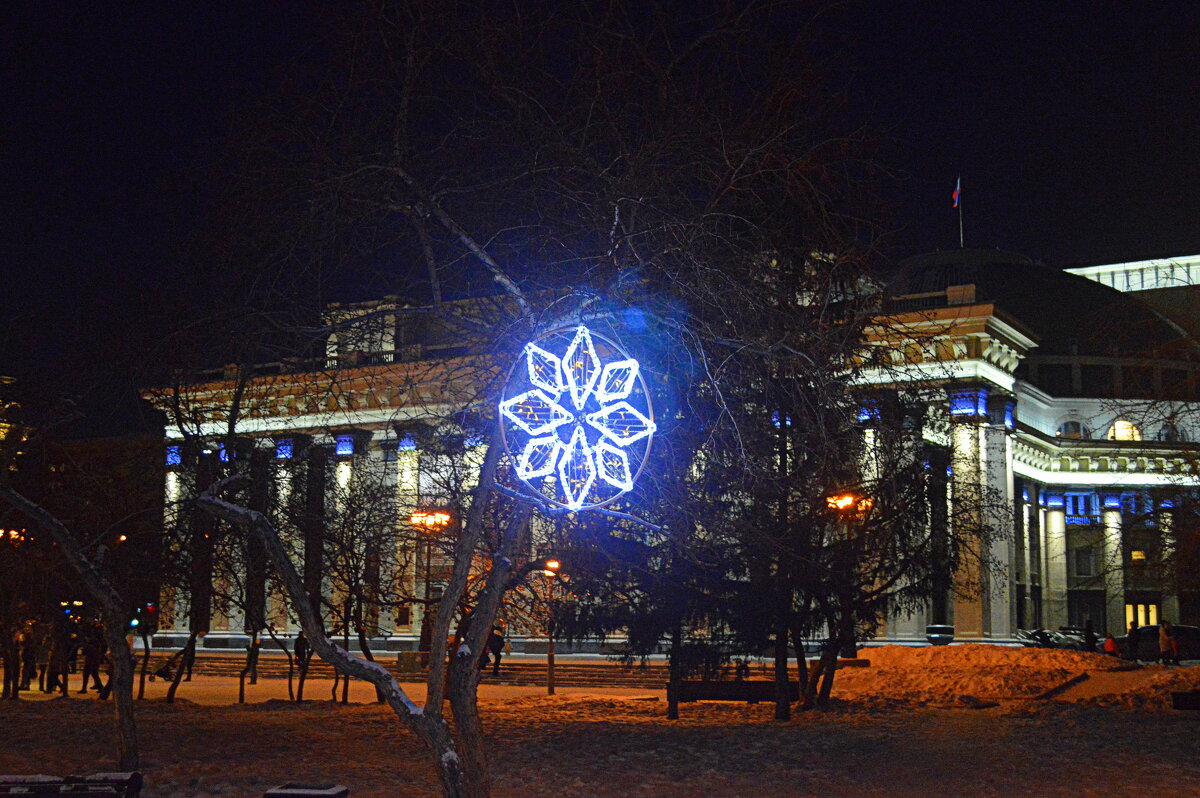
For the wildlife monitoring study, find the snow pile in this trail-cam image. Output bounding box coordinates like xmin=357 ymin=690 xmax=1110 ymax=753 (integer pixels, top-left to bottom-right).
xmin=832 ymin=645 xmax=1129 ymax=704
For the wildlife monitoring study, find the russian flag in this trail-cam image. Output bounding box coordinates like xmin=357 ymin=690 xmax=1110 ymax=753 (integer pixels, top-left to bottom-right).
xmin=952 ymin=177 xmax=961 ymax=208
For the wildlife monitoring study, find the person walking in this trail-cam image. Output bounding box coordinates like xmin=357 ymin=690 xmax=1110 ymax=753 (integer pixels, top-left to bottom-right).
xmin=1126 ymin=620 xmax=1140 ymax=661
xmin=487 ymin=627 xmax=505 ymax=676
xmin=1081 ymin=619 xmax=1097 ymax=652
xmin=19 ymin=627 xmax=38 ymax=690
xmin=1159 ymin=621 xmax=1176 ymax=665
xmin=78 ymin=637 xmax=104 ymax=693
xmin=294 ymin=630 xmax=310 ymax=667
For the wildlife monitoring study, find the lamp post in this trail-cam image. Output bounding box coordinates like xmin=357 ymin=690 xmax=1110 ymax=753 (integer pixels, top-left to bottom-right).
xmin=410 ymin=510 xmax=451 ymax=661
xmin=825 ymin=492 xmax=872 ymax=659
xmin=542 ymin=559 xmax=560 ymax=696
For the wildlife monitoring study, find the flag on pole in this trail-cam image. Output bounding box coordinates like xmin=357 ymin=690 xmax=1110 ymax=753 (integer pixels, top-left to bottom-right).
xmin=952 ymin=177 xmax=961 ymax=208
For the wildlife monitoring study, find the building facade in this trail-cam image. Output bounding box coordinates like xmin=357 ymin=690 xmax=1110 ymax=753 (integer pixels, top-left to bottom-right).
xmin=150 ymin=251 xmax=1200 ymax=650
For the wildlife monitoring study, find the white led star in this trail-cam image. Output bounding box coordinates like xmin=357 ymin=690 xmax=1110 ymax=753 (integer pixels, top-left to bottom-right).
xmin=500 ymin=324 xmax=655 ymax=511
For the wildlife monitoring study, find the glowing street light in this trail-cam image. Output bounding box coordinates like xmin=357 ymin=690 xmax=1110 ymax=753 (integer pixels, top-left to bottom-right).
xmin=410 ymin=510 xmax=452 ymax=529
xmin=826 ymin=492 xmax=873 ymax=519
xmin=411 ymin=509 xmax=453 ymax=654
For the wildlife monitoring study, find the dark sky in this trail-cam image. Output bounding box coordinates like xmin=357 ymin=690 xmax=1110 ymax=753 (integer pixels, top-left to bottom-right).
xmin=3 ymin=2 xmax=1199 ymax=385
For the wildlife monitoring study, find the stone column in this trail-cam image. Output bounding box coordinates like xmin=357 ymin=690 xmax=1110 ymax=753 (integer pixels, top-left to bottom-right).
xmin=949 ymin=396 xmax=985 ymax=639
xmin=1159 ymin=508 xmax=1181 ymax=624
xmin=1101 ymin=501 xmax=1125 ymax=636
xmin=1043 ymin=495 xmax=1069 ymax=630
xmin=982 ymin=396 xmax=1015 ymax=638
xmin=395 ymin=434 xmax=420 ymax=641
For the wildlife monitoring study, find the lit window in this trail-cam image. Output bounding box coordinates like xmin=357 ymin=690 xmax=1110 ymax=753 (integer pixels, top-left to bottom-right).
xmin=166 ymin=445 xmax=182 ymax=466
xmin=1057 ymin=420 xmax=1090 ymax=439
xmin=335 ymin=434 xmax=355 ymax=456
xmin=1107 ymin=420 xmax=1142 ymax=441
xmin=1131 ymin=550 xmax=1147 ymax=561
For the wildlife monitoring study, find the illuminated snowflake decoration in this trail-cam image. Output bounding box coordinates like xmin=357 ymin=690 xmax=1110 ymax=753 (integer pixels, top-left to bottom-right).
xmin=499 ymin=325 xmax=655 ymax=511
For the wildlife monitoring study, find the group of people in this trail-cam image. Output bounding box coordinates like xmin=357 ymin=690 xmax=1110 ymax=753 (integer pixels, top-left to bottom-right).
xmin=1095 ymin=619 xmax=1184 ymax=665
xmin=9 ymin=619 xmax=113 ymax=698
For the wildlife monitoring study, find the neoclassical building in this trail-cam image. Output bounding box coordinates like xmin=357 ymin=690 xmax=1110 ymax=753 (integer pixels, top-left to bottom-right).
xmin=151 ymin=250 xmax=1200 ymax=650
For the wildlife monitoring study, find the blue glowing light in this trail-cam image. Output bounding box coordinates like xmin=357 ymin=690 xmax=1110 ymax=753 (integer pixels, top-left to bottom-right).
xmin=1044 ymin=494 xmax=1065 ymax=509
xmin=397 ymin=434 xmax=417 ymax=452
xmin=166 ymin=445 xmax=182 ymax=466
xmin=949 ymin=388 xmax=987 ymax=417
xmin=275 ymin=439 xmax=293 ymax=459
xmin=335 ymin=434 xmax=355 ymax=456
xmin=500 ymin=324 xmax=655 ymax=511
xmin=856 ymin=404 xmax=880 ymax=423
xmin=1103 ymin=495 xmax=1122 ymax=510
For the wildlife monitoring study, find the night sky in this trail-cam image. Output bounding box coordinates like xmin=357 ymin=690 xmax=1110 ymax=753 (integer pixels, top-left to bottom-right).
xmin=4 ymin=2 xmax=1200 ymax=387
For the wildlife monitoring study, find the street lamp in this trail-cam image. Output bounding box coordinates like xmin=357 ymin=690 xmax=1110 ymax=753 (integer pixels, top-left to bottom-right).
xmin=825 ymin=491 xmax=873 ymax=659
xmin=411 ymin=509 xmax=452 ymax=657
xmin=826 ymin=492 xmax=872 ymax=520
xmin=542 ymin=558 xmax=561 ymax=695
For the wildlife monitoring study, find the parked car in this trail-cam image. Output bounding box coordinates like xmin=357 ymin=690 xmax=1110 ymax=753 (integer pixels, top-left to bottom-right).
xmin=1015 ymin=627 xmax=1094 ymax=651
xmin=1115 ymin=624 xmax=1200 ymax=662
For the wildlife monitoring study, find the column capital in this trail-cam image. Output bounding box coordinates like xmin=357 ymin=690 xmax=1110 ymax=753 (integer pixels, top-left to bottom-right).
xmin=947 ymin=386 xmax=988 ymax=422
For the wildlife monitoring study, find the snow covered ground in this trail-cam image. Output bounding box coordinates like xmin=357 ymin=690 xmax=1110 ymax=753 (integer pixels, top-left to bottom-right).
xmin=2 ymin=645 xmax=1199 ymax=797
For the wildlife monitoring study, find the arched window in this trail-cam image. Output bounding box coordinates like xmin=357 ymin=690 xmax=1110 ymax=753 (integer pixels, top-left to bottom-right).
xmin=1057 ymin=420 xmax=1090 ymax=440
xmin=1157 ymin=422 xmax=1187 ymax=443
xmin=1107 ymin=419 xmax=1143 ymax=441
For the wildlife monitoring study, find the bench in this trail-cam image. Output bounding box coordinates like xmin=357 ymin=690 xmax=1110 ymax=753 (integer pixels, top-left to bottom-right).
xmin=668 ymin=680 xmax=800 ymax=704
xmin=0 ymin=773 xmax=141 ymax=796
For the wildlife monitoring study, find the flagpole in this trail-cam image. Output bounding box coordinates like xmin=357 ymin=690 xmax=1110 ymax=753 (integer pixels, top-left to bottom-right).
xmin=958 ymin=201 xmax=964 ymax=248
xmin=954 ymin=176 xmax=964 ymax=248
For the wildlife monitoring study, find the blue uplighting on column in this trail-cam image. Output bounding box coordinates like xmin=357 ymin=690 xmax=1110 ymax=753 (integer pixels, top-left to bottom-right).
xmin=166 ymin=445 xmax=181 ymax=466
xmin=275 ymin=439 xmax=294 ymax=459
xmin=335 ymin=434 xmax=355 ymax=456
xmin=949 ymin=388 xmax=988 ymax=417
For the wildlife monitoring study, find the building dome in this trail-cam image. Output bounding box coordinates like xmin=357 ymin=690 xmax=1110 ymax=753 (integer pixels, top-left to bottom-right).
xmin=893 ymin=249 xmax=1188 ymax=359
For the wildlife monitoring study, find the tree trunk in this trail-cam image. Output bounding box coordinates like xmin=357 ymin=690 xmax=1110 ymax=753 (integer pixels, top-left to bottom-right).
xmin=1 ymin=643 xmax=15 ymax=700
xmin=817 ymin=616 xmax=854 ymax=708
xmin=447 ymin=649 xmax=489 ymax=798
xmin=239 ymin=635 xmax=260 ymax=703
xmin=791 ymin=622 xmax=808 ymax=701
xmin=264 ymin=626 xmax=294 ymax=701
xmin=773 ymin=626 xmax=791 ymax=720
xmin=340 ymin=627 xmax=350 ymax=704
xmin=546 ymin=631 xmax=556 ymax=696
xmin=801 ymin=642 xmax=831 ymax=710
xmin=667 ymin=620 xmax=682 ymax=720
xmin=296 ymin=656 xmax=308 ymax=701
xmin=137 ymin=633 xmax=151 ymax=700
xmin=101 ymin=616 xmax=139 ymax=771
xmin=166 ymin=633 xmax=197 ymax=703
xmin=357 ymin=625 xmax=384 ymax=703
